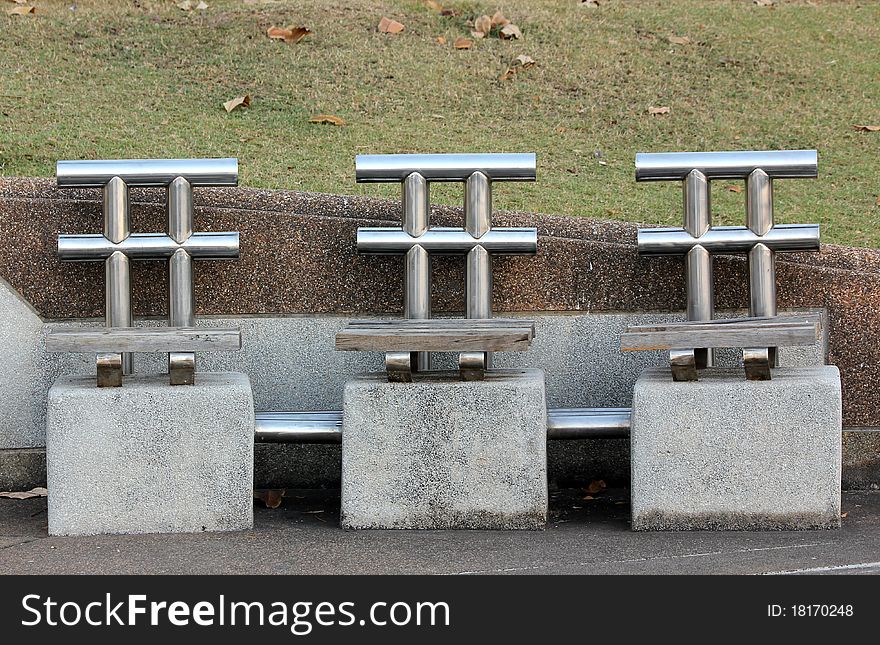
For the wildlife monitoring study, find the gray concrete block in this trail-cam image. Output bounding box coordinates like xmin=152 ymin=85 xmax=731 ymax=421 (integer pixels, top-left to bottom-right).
xmin=46 ymin=373 xmax=254 ymax=536
xmin=631 ymin=366 xmax=842 ymax=531
xmin=341 ymin=369 xmax=548 ymax=529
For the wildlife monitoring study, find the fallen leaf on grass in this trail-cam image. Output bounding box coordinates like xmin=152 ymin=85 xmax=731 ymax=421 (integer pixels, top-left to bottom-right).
xmin=853 ymin=124 xmax=880 ymax=132
xmin=726 ymin=184 xmax=744 ymax=193
xmin=378 ymin=17 xmax=405 ymax=34
xmin=425 ymin=0 xmax=443 ymax=10
xmin=754 ymin=0 xmax=776 ymax=6
xmin=436 ymin=35 xmax=446 ymax=44
xmin=196 ymin=1 xmax=208 ymax=9
xmin=585 ymin=479 xmax=607 ymax=494
xmin=253 ymin=489 xmax=283 ymax=509
xmin=178 ymin=0 xmax=192 ymax=9
xmin=223 ymin=95 xmax=250 ymax=112
xmin=453 ymin=36 xmax=473 ymax=50
xmin=474 ymin=14 xmax=492 ymax=35
xmin=582 ymin=0 xmax=600 ymax=6
xmin=309 ymin=114 xmax=346 ymax=125
xmin=668 ymin=35 xmax=692 ymax=45
xmin=491 ymin=11 xmax=509 ymax=27
xmin=499 ymin=54 xmax=536 ymax=80
xmin=472 ymin=31 xmax=486 ymax=39
xmin=499 ymin=23 xmax=522 ymax=40
xmin=7 ymin=4 xmax=35 ymax=15
xmin=648 ymin=105 xmax=670 ymax=115
xmin=267 ymin=25 xmax=312 ymax=43
xmin=0 ymin=487 xmax=47 ymax=499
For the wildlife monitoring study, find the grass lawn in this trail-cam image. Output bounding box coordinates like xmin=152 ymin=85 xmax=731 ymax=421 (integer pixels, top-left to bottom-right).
xmin=2 ymin=0 xmax=878 ymax=246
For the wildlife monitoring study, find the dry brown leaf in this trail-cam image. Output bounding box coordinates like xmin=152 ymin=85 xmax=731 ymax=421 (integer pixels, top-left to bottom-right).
xmin=472 ymin=31 xmax=486 ymax=39
xmin=668 ymin=35 xmax=692 ymax=45
xmin=586 ymin=479 xmax=607 ymax=494
xmin=648 ymin=105 xmax=670 ymax=115
xmin=436 ymin=35 xmax=447 ymax=45
xmin=453 ymin=37 xmax=473 ymax=50
xmin=425 ymin=0 xmax=443 ymax=11
xmin=500 ymin=54 xmax=536 ymax=80
xmin=254 ymin=489 xmax=283 ymax=509
xmin=474 ymin=14 xmax=492 ymax=35
xmin=754 ymin=0 xmax=776 ymax=6
xmin=499 ymin=23 xmax=522 ymax=40
xmin=853 ymin=124 xmax=880 ymax=132
xmin=840 ymin=511 xmax=849 ymax=518
xmin=223 ymin=95 xmax=250 ymax=112
xmin=726 ymin=184 xmax=744 ymax=193
xmin=309 ymin=114 xmax=346 ymax=126
xmin=440 ymin=8 xmax=458 ymax=16
xmin=7 ymin=4 xmax=34 ymax=14
xmin=378 ymin=17 xmax=405 ymax=34
xmin=491 ymin=11 xmax=509 ymax=27
xmin=582 ymin=495 xmax=595 ymax=501
xmin=267 ymin=25 xmax=312 ymax=43
xmin=0 ymin=487 xmax=47 ymax=499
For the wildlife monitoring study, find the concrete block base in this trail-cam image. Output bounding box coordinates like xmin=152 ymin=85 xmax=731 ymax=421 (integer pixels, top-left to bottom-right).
xmin=47 ymin=373 xmax=255 ymax=536
xmin=631 ymin=366 xmax=842 ymax=531
xmin=341 ymin=369 xmax=548 ymax=530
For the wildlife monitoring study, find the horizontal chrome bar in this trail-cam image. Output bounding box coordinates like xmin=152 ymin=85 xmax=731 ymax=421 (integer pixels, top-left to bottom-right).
xmin=253 ymin=407 xmax=632 ymax=443
xmin=58 ymin=232 xmax=240 ymax=260
xmin=255 ymin=412 xmax=343 ymax=444
xmin=637 ymin=224 xmax=819 ymax=256
xmin=56 ymin=158 xmax=238 ymax=188
xmin=546 ymin=407 xmax=631 ymax=439
xmin=356 ymin=153 xmax=537 ymax=183
xmin=635 ymin=150 xmax=817 ymax=181
xmin=357 ymin=227 xmax=538 ymax=254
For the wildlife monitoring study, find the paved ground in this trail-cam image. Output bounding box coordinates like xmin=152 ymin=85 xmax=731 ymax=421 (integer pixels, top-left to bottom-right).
xmin=1 ymin=489 xmax=878 ymax=575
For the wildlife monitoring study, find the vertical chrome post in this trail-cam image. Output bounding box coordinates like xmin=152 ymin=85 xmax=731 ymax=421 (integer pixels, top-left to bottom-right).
xmin=746 ymin=168 xmax=777 ymax=366
xmin=167 ymin=176 xmax=196 ymax=384
xmin=102 ymin=176 xmax=132 ymax=375
xmin=462 ymin=171 xmax=493 ymax=372
xmin=402 ymin=172 xmax=431 ymax=371
xmin=683 ymin=169 xmax=714 ymax=368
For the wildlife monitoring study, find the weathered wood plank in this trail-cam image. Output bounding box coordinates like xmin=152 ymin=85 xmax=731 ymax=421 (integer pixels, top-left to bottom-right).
xmin=621 ymin=318 xmax=819 ymax=352
xmin=347 ymin=318 xmax=535 ymax=336
xmin=628 ymin=313 xmax=821 ymax=333
xmin=45 ymin=327 xmax=242 ymax=353
xmin=336 ymin=318 xmax=535 ymax=352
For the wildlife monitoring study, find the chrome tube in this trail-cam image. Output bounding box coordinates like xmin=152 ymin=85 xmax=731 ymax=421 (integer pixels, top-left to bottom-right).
xmin=169 ymin=249 xmax=195 ymax=326
xmin=402 ymin=172 xmax=429 ymax=236
xmin=252 ymin=408 xmax=633 ymax=443
xmin=635 ymin=150 xmax=817 ymax=181
xmin=255 ymin=412 xmax=344 ymax=444
xmin=405 ymin=245 xmax=431 ymax=371
xmin=357 ymin=228 xmax=537 ymax=254
xmin=105 ymin=251 xmax=133 ymax=374
xmin=56 ymin=158 xmax=238 ymax=187
xmin=167 ymin=177 xmax=193 ymax=244
xmin=637 ymin=224 xmax=820 ymax=256
xmin=746 ymin=169 xmax=777 ymax=318
xmin=546 ymin=408 xmax=631 ymax=439
xmin=58 ymin=232 xmax=240 ymax=260
xmin=356 ymin=153 xmax=537 ymax=183
xmin=402 ymin=172 xmax=431 ymax=371
xmin=683 ymin=169 xmax=714 ymax=367
xmin=103 ymin=176 xmax=129 ymax=244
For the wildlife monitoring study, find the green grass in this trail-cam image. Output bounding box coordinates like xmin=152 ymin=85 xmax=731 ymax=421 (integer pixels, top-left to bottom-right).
xmin=2 ymin=0 xmax=879 ymax=246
